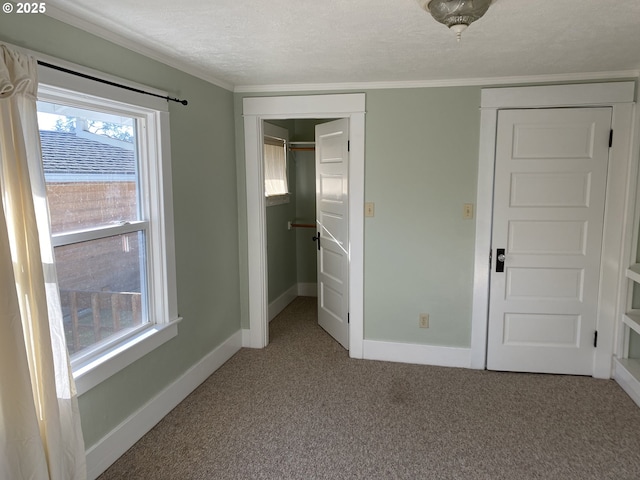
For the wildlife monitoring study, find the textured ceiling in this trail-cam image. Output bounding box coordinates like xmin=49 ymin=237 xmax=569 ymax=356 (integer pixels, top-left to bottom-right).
xmin=44 ymin=0 xmax=640 ymax=91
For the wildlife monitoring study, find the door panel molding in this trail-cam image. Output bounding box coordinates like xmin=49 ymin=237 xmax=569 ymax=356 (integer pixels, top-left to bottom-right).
xmin=487 ymin=107 xmax=611 ymax=375
xmin=471 ymin=82 xmax=636 ymax=378
xmin=316 ymin=119 xmax=350 ymax=349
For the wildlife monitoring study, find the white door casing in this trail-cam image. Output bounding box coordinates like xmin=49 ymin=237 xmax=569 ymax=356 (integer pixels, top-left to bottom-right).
xmin=242 ymin=94 xmax=366 ymax=357
xmin=487 ymin=108 xmax=612 ymax=375
xmin=471 ymin=82 xmax=636 ymax=378
xmin=316 ymin=119 xmax=350 ymax=349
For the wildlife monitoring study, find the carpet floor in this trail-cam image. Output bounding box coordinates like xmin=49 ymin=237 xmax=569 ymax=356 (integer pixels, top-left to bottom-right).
xmin=98 ymin=296 xmax=640 ymax=479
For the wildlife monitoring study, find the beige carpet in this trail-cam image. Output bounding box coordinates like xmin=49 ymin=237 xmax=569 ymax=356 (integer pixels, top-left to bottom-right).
xmin=98 ymin=297 xmax=640 ymax=479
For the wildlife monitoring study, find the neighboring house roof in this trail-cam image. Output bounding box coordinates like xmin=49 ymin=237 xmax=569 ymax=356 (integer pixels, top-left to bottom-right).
xmin=40 ymin=130 xmax=135 ymax=176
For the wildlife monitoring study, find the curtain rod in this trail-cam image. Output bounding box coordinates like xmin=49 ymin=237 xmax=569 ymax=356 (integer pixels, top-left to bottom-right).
xmin=37 ymin=60 xmax=188 ymax=106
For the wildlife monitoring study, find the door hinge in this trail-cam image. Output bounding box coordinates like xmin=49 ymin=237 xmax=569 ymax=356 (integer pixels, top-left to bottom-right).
xmin=609 ymin=130 xmax=613 ymax=148
xmin=347 ymin=140 xmax=350 ymax=152
xmin=594 ymin=330 xmax=598 ymax=348
xmin=489 ymin=249 xmax=492 ymax=267
xmin=347 ymin=312 xmax=350 ymax=324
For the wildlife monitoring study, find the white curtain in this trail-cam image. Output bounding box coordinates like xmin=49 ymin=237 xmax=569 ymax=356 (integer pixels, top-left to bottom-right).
xmin=264 ymin=138 xmax=288 ymax=196
xmin=0 ymin=44 xmax=86 ymax=480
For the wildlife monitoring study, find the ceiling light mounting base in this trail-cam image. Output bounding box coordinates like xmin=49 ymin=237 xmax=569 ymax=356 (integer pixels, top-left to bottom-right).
xmin=417 ymin=0 xmax=495 ymax=41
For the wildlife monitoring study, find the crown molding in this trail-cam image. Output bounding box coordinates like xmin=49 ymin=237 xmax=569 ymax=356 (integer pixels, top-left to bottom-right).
xmin=234 ymin=70 xmax=640 ymax=94
xmin=44 ymin=5 xmax=234 ymax=92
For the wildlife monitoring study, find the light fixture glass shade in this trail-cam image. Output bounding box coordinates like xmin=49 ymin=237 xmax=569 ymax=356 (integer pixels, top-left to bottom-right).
xmin=418 ymin=0 xmax=493 ymax=40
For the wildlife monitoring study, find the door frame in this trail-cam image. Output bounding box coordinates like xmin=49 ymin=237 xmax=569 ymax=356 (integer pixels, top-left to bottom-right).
xmin=242 ymin=93 xmax=366 ymax=358
xmin=470 ymin=82 xmax=636 ymax=378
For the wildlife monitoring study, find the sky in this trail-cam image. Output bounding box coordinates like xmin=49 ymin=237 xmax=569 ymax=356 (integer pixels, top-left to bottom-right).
xmin=37 ymin=112 xmax=65 ymax=131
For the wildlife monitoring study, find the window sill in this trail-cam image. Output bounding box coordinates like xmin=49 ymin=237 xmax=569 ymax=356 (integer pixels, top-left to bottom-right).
xmin=73 ymin=318 xmax=182 ymax=396
xmin=266 ymin=194 xmax=290 ymax=207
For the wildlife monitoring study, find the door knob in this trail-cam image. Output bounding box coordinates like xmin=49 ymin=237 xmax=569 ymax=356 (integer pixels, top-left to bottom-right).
xmin=496 ymin=248 xmax=505 ymax=273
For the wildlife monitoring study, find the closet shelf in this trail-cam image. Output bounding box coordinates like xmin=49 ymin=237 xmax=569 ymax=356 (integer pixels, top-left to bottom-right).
xmin=289 ymin=141 xmax=315 ymax=152
xmin=623 ymin=311 xmax=640 ymax=336
xmin=626 ymin=263 xmax=640 ymax=283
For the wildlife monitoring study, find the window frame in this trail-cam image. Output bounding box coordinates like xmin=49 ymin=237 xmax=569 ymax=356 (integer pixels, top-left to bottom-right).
xmin=36 ymin=59 xmax=180 ymax=395
xmin=263 ymin=122 xmax=290 ymax=207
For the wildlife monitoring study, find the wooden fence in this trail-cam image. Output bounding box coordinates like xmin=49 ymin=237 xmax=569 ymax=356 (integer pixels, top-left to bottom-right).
xmin=61 ymin=290 xmax=143 ymax=354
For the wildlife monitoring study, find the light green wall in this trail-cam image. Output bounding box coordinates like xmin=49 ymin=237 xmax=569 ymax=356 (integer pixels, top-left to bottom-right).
xmin=235 ymin=89 xmax=480 ymax=347
xmin=0 ymin=14 xmax=240 ymax=448
xmin=264 ymin=121 xmax=298 ymax=303
xmin=293 ymin=148 xmax=317 ymax=284
xmin=266 ymin=201 xmax=297 ymax=301
xmin=363 ymin=88 xmax=479 ymax=347
xmin=292 ymin=119 xmax=322 ymax=285
xmin=630 ymin=330 xmax=640 ymax=358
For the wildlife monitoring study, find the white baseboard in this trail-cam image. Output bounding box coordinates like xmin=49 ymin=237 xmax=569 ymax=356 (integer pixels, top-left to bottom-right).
xmin=297 ymin=282 xmax=317 ymax=297
xmin=268 ymin=284 xmax=298 ymax=322
xmin=613 ymin=357 xmax=640 ymax=408
xmin=85 ymin=330 xmax=242 ymax=480
xmin=363 ymin=339 xmax=471 ymax=369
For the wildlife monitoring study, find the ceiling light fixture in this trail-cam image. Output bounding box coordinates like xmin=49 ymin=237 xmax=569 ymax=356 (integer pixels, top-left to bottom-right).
xmin=417 ymin=0 xmax=494 ymax=42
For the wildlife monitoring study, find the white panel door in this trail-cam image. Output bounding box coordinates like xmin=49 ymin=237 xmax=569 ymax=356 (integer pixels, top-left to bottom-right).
xmin=316 ymin=119 xmax=349 ymax=349
xmin=487 ymin=107 xmax=612 ymax=375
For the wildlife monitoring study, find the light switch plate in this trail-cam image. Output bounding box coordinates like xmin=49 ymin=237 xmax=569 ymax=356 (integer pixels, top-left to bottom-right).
xmin=365 ymin=202 xmax=375 ymax=217
xmin=463 ymin=203 xmax=474 ymax=219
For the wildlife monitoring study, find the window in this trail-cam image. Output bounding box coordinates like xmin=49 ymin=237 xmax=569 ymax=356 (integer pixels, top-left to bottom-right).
xmin=36 ymin=63 xmax=179 ymax=393
xmin=37 ymin=102 xmax=148 ymax=357
xmin=264 ymin=136 xmax=288 ymax=198
xmin=263 ymin=122 xmax=289 ymax=207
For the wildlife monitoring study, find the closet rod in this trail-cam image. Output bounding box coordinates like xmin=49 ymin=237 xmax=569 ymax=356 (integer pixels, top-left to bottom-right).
xmin=289 ymin=222 xmax=315 ymax=229
xmin=289 ymin=140 xmax=315 ymax=152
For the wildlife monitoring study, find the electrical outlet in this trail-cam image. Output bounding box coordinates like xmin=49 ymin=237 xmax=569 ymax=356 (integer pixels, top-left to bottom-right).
xmin=419 ymin=313 xmax=429 ymax=328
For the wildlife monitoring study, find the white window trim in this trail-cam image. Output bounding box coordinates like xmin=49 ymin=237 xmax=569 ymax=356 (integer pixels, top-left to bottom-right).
xmin=265 ymin=194 xmax=290 ymax=207
xmin=37 ymin=59 xmax=180 ymax=396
